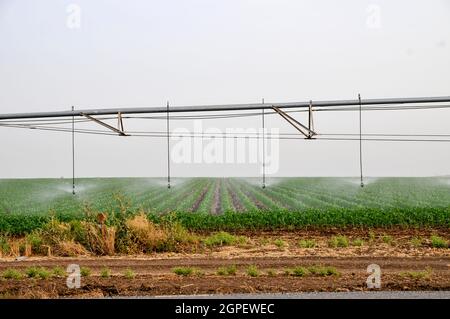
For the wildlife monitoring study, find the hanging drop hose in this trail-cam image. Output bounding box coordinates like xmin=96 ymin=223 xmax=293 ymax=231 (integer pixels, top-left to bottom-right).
xmin=262 ymin=98 xmax=266 ymax=189
xmin=167 ymin=101 xmax=171 ymax=189
xmin=72 ymin=106 xmax=76 ymax=195
xmin=359 ymin=94 xmax=364 ymax=188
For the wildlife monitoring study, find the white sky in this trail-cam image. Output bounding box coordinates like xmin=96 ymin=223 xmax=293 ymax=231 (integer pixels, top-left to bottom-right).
xmin=0 ymin=0 xmax=449 ymax=178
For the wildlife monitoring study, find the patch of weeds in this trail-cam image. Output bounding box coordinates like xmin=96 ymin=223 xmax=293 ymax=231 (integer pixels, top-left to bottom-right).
xmin=246 ymin=265 xmax=259 ymax=277
xmin=273 ymin=239 xmax=286 ymax=249
xmin=410 ymin=237 xmax=423 ymax=247
xmin=328 ymin=235 xmax=349 ymax=248
xmin=352 ymin=238 xmax=364 ymax=247
xmin=400 ymin=267 xmax=433 ymax=280
xmin=173 ymin=267 xmax=194 ymax=276
xmin=203 ymin=232 xmax=239 ymax=247
xmin=291 ymin=267 xmax=308 ymax=277
xmin=194 ymin=269 xmax=205 ymax=277
xmin=266 ymin=269 xmax=277 ymax=277
xmin=25 ymin=267 xmax=50 ymax=279
xmin=100 ymin=268 xmax=111 ymax=278
xmin=284 ymin=269 xmax=292 ymax=276
xmin=217 ymin=265 xmax=237 ymax=276
xmin=25 ymin=233 xmax=43 ymax=254
xmin=25 ymin=267 xmax=40 ymax=278
xmin=80 ymin=267 xmax=91 ymax=277
xmin=382 ymin=234 xmax=393 ymax=245
xmin=2 ymin=268 xmax=22 ymax=280
xmin=307 ymin=265 xmax=339 ymax=276
xmin=368 ymin=231 xmax=376 ymax=244
xmin=52 ymin=266 xmax=65 ymax=277
xmin=430 ymin=235 xmax=448 ymax=248
xmin=37 ymin=268 xmax=51 ymax=279
xmin=236 ymin=236 xmax=248 ymax=246
xmin=216 ymin=267 xmax=227 ymax=276
xmin=298 ymin=239 xmax=316 ymax=248
xmin=288 ymin=266 xmax=339 ymax=277
xmin=123 ymin=269 xmax=136 ymax=279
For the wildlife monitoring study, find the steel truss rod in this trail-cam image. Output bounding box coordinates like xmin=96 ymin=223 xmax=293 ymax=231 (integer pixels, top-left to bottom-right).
xmin=118 ymin=112 xmax=125 ymax=132
xmin=308 ymin=100 xmax=315 ymax=139
xmin=272 ymin=106 xmax=317 ymax=138
xmin=1 ymin=96 xmax=450 ymax=120
xmin=81 ymin=113 xmax=129 ymax=136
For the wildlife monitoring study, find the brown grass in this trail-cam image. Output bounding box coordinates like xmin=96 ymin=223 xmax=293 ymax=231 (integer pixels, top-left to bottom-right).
xmin=54 ymin=240 xmax=89 ymax=257
xmin=9 ymin=241 xmax=20 ymax=257
xmin=83 ymin=222 xmax=116 ymax=256
xmin=125 ymin=213 xmax=168 ymax=252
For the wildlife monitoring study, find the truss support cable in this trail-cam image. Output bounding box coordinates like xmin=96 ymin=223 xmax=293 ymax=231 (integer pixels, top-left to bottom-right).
xmin=272 ymin=106 xmax=316 ymax=138
xmin=81 ymin=113 xmax=128 ymax=136
xmin=262 ymin=98 xmax=266 ymax=189
xmin=308 ymin=100 xmax=315 ymax=139
xmin=118 ymin=112 xmax=125 ymax=132
xmin=71 ymin=106 xmax=76 ymax=195
xmin=359 ymin=94 xmax=364 ymax=188
xmin=167 ymin=101 xmax=171 ymax=189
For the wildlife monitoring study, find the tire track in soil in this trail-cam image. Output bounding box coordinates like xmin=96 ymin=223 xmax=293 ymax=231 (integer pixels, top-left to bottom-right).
xmin=225 ymin=180 xmax=245 ymax=212
xmin=189 ymin=183 xmax=211 ymax=212
xmin=211 ymin=180 xmax=222 ymax=215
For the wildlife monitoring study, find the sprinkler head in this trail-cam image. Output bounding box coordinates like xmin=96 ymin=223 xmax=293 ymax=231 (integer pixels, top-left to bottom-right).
xmin=167 ymin=184 xmax=171 ymax=189
xmin=360 ymin=182 xmax=364 ymax=188
xmin=262 ymin=184 xmax=266 ymax=189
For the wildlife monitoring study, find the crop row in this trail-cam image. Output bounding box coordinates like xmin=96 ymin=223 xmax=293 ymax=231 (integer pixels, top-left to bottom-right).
xmin=0 ymin=177 xmax=449 ymax=220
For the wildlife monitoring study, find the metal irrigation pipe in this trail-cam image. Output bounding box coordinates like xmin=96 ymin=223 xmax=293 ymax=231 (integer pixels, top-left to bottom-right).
xmin=1 ymin=96 xmax=450 ymax=120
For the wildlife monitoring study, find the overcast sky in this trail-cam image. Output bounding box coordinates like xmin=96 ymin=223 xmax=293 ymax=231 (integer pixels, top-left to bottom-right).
xmin=0 ymin=0 xmax=449 ymax=178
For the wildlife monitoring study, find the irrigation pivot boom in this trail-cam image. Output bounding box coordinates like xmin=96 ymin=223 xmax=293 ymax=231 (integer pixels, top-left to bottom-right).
xmin=1 ymin=96 xmax=450 ymax=120
xmin=1 ymin=95 xmax=449 ymax=191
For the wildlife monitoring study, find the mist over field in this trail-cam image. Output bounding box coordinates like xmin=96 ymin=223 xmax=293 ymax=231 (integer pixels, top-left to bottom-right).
xmin=0 ymin=177 xmax=448 ymax=216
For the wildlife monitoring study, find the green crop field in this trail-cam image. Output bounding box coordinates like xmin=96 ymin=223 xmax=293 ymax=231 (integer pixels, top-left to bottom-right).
xmin=1 ymin=177 xmax=449 ymax=215
xmin=0 ymin=177 xmax=449 ymax=234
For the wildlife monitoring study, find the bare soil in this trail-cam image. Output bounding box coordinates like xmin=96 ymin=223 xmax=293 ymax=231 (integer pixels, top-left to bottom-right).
xmin=0 ymin=228 xmax=448 ymax=298
xmin=190 ymin=185 xmax=209 ymax=212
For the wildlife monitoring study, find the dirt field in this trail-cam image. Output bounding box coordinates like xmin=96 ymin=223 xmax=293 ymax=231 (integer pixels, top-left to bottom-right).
xmin=0 ymin=228 xmax=448 ymax=298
